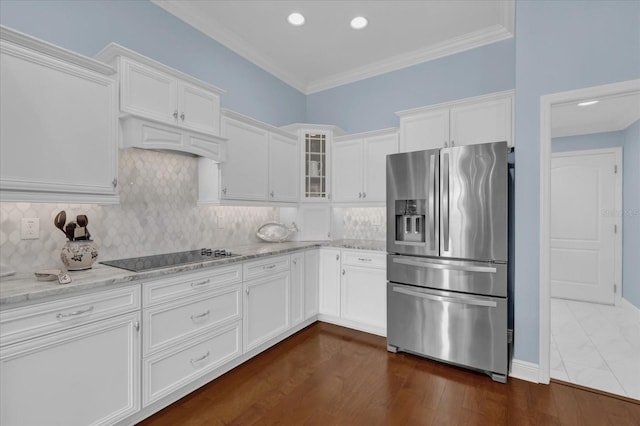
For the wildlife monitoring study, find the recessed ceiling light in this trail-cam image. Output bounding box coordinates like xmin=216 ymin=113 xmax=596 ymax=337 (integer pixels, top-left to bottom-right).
xmin=350 ymin=16 xmax=368 ymax=30
xmin=288 ymin=12 xmax=305 ymax=26
xmin=578 ymin=100 xmax=599 ymax=107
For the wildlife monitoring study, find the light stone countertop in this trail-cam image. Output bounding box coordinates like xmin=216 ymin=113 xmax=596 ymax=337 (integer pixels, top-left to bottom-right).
xmin=0 ymin=240 xmax=386 ymax=308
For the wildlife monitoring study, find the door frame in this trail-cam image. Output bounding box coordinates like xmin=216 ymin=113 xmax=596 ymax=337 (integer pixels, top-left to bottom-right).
xmin=550 ymin=147 xmax=623 ymax=305
xmin=539 ymin=79 xmax=639 ymax=384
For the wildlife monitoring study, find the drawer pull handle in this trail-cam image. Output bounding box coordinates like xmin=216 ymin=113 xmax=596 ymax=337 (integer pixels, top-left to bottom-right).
xmin=56 ymin=306 xmax=94 ymax=320
xmin=263 ymin=264 xmax=276 ymax=270
xmin=191 ymin=310 xmax=210 ymax=322
xmin=190 ymin=279 xmax=211 ymax=288
xmin=357 ymin=258 xmax=372 ymax=262
xmin=190 ymin=351 xmax=210 ymax=366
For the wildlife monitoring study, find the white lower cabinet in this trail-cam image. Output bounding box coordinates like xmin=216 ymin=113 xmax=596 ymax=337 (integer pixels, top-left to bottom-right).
xmin=290 ymin=252 xmax=305 ymax=326
xmin=319 ymin=248 xmax=387 ymax=336
xmin=0 ymin=310 xmax=140 ymax=426
xmin=318 ymin=248 xmax=342 ymax=317
xmin=304 ymin=249 xmax=320 ymax=319
xmin=142 ymin=320 xmax=241 ymax=405
xmin=243 ymin=269 xmax=291 ymax=352
xmin=140 ymin=266 xmax=242 ymax=407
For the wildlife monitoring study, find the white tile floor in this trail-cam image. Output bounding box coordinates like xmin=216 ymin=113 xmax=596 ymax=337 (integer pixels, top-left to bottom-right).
xmin=550 ymin=298 xmax=640 ymax=400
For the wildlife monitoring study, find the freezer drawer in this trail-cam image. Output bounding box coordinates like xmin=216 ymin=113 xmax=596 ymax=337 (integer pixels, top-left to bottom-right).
xmin=387 ymin=254 xmax=507 ymax=297
xmin=387 ymin=282 xmax=508 ymax=379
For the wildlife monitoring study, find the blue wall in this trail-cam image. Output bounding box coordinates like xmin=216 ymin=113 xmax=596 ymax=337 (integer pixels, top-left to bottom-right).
xmin=552 ymin=132 xmax=625 ymax=153
xmin=306 ymin=39 xmax=515 ymax=133
xmin=0 ymin=0 xmax=306 ymax=126
xmin=623 ymin=120 xmax=640 ymax=309
xmin=514 ymin=0 xmax=640 ymax=362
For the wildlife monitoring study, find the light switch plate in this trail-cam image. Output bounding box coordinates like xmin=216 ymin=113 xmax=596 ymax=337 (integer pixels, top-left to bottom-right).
xmin=21 ymin=218 xmax=39 ymax=239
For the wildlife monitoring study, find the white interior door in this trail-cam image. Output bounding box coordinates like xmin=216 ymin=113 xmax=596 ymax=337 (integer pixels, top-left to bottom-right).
xmin=550 ymin=149 xmax=620 ymax=305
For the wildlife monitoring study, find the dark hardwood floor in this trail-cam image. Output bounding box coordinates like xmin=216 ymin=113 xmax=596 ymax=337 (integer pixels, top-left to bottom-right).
xmin=138 ymin=322 xmax=640 ymax=426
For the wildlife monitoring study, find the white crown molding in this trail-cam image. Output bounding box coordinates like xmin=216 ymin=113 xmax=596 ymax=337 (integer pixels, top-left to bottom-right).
xmin=152 ymin=1 xmax=514 ymax=95
xmin=151 ymin=0 xmax=308 ymax=93
xmin=306 ymin=24 xmax=513 ymax=94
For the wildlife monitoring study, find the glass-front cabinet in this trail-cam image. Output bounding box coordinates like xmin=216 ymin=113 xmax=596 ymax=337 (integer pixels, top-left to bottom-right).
xmin=304 ymin=132 xmax=328 ymax=199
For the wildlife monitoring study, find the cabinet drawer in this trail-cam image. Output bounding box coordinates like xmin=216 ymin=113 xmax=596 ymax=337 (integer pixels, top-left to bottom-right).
xmin=142 ymin=265 xmax=242 ymax=307
xmin=143 ymin=320 xmax=241 ymax=406
xmin=144 ymin=284 xmax=241 ymax=355
xmin=341 ymin=250 xmax=386 ymax=268
xmin=0 ymin=285 xmax=140 ymax=346
xmin=243 ymin=255 xmax=290 ymax=281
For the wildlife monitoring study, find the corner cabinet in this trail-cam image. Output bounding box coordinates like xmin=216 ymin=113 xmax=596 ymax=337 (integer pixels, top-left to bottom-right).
xmin=397 ymin=91 xmax=514 ymax=152
xmin=217 ymin=111 xmax=299 ymax=203
xmin=0 ymin=26 xmax=119 ymax=203
xmin=332 ymin=128 xmax=399 ymax=203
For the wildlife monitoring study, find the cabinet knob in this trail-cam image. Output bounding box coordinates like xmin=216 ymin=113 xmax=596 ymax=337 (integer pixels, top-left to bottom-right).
xmin=245 ymin=288 xmax=250 ymax=295
xmin=444 ymin=141 xmax=448 ymax=148
xmin=451 ymin=140 xmax=455 ymax=146
xmin=133 ymin=321 xmax=140 ymax=332
xmin=173 ymin=110 xmax=178 ymax=119
xmin=342 ymin=269 xmax=345 ymax=275
xmin=112 ymin=178 xmax=118 ymax=188
xmin=362 ymin=192 xmax=366 ymax=199
xmin=270 ymin=191 xmax=274 ymax=198
xmin=293 ymin=259 xmax=297 ymax=265
xmin=336 ymin=254 xmax=339 ymax=261
xmin=222 ymin=187 xmax=227 ymax=195
xmin=180 ymin=112 xmax=185 ymax=121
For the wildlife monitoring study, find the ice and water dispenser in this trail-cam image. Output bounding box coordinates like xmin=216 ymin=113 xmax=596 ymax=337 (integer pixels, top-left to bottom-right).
xmin=395 ymin=199 xmax=426 ymax=243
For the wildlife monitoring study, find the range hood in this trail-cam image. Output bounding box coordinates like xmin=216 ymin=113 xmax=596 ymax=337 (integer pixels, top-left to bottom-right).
xmin=120 ymin=114 xmax=227 ymax=162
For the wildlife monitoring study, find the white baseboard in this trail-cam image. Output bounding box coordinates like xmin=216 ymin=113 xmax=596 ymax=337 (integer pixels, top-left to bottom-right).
xmin=509 ymin=359 xmax=539 ymax=383
xmin=621 ymin=297 xmax=640 ymax=321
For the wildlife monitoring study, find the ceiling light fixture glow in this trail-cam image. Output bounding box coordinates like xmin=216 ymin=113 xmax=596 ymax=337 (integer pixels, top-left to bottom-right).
xmin=350 ymin=16 xmax=368 ymax=30
xmin=578 ymin=100 xmax=599 ymax=107
xmin=288 ymin=12 xmax=305 ymax=26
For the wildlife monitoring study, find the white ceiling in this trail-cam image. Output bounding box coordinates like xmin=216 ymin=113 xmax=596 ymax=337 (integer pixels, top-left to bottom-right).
xmin=152 ymin=0 xmax=514 ymax=94
xmin=552 ymin=92 xmax=640 ymax=138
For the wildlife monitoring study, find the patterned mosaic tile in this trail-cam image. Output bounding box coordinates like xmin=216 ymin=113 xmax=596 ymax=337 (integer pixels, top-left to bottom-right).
xmin=342 ymin=207 xmax=386 ymax=241
xmin=0 ymin=149 xmax=278 ymax=274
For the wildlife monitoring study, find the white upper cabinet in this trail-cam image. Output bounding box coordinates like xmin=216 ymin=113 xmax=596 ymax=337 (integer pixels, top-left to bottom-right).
xmin=332 ymin=129 xmax=398 ymax=203
xmin=397 ymin=91 xmax=514 ymax=152
xmin=268 ymin=132 xmax=299 ymax=202
xmin=0 ymin=26 xmax=119 ymax=203
xmin=218 ymin=111 xmax=298 ymax=203
xmin=97 ymin=45 xmax=224 ymax=137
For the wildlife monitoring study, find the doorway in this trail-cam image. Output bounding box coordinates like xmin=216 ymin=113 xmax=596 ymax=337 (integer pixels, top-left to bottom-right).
xmin=539 ymin=79 xmax=640 ymax=399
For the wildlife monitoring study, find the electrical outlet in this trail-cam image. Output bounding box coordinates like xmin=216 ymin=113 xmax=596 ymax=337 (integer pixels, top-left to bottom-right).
xmin=21 ymin=218 xmax=40 ymax=239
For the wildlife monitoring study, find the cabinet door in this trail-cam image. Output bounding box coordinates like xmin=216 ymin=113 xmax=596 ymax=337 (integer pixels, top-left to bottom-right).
xmin=290 ymin=252 xmax=305 ymax=326
xmin=269 ymin=133 xmax=299 ymax=202
xmin=243 ymin=271 xmax=290 ymax=352
xmin=399 ymin=109 xmax=449 ymax=152
xmin=363 ymin=133 xmax=399 ymax=202
xmin=302 ymin=132 xmax=330 ymax=202
xmin=178 ymin=81 xmax=220 ymax=136
xmin=332 ymin=139 xmax=363 ymax=202
xmin=319 ymin=249 xmax=341 ymax=317
xmin=220 ymin=117 xmax=269 ymax=200
xmin=450 ymin=97 xmax=512 ymax=147
xmin=299 ymin=205 xmax=332 ymax=241
xmin=120 ymin=57 xmax=177 ymax=125
xmin=304 ymin=250 xmax=320 ymax=319
xmin=0 ymin=41 xmax=118 ymax=201
xmin=341 ymin=265 xmax=387 ymax=332
xmin=0 ymin=312 xmax=140 ymax=426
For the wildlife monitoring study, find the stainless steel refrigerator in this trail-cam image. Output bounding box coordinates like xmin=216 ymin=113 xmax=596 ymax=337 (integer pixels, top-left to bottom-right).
xmin=386 ymin=141 xmax=509 ymax=382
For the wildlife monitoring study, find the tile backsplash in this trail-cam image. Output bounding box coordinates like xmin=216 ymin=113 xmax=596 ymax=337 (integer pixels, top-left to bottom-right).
xmin=342 ymin=207 xmax=386 ymax=241
xmin=0 ymin=149 xmax=278 ymax=274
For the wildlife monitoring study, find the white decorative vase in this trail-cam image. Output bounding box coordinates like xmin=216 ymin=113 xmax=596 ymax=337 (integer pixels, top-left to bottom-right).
xmin=60 ymin=240 xmax=98 ymax=270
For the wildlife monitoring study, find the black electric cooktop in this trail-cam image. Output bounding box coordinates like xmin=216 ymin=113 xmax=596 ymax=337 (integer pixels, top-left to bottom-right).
xmin=100 ymin=248 xmax=239 ymax=272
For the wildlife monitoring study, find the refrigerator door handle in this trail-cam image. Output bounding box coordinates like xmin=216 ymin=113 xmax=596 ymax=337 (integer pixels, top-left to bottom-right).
xmin=392 ymin=286 xmax=497 ymax=308
xmin=428 ymin=153 xmax=436 ymax=250
xmin=442 ymin=152 xmax=450 ymax=253
xmin=392 ymin=257 xmax=497 ymax=273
